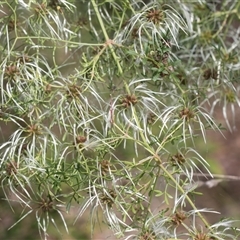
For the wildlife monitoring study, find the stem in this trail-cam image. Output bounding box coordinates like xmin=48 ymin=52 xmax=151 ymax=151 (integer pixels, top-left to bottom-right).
xmin=91 ymin=0 xmax=131 ymax=94
xmin=158 ymin=162 xmax=211 ymax=229
xmin=114 ymin=123 xmax=211 ymax=229
xmin=91 ymin=0 xmax=120 ymax=71
xmin=143 ymin=165 xmax=161 ymax=225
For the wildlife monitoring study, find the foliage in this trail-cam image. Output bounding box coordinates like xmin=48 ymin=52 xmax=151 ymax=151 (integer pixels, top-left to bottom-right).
xmin=0 ymin=0 xmax=240 ymax=239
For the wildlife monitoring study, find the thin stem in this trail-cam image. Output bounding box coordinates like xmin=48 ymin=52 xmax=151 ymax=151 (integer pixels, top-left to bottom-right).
xmin=158 ymin=161 xmax=211 ymax=229
xmin=91 ymin=0 xmax=130 ymax=94
xmin=114 ymin=122 xmax=211 ymax=229
xmin=91 ymin=0 xmax=121 ymax=71
xmin=143 ymin=165 xmax=161 ymax=225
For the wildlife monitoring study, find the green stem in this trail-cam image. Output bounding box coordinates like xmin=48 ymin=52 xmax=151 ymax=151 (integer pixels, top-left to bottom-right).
xmin=91 ymin=0 xmax=120 ymax=70
xmin=143 ymin=165 xmax=161 ymax=225
xmin=91 ymin=0 xmax=130 ymax=94
xmin=114 ymin=122 xmax=211 ymax=230
xmin=158 ymin=162 xmax=210 ymax=229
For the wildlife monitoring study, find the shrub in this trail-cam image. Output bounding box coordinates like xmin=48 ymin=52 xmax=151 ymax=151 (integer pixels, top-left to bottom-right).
xmin=0 ymin=0 xmax=240 ymax=239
